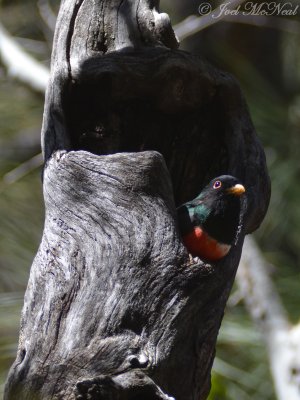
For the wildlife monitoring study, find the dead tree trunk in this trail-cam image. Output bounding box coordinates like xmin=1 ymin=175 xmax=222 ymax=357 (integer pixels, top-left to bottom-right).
xmin=5 ymin=1 xmax=270 ymax=399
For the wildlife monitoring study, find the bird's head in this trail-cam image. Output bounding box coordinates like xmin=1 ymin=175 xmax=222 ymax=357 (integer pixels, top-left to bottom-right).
xmin=198 ymin=175 xmax=246 ymax=202
xmin=195 ymin=175 xmax=246 ymax=243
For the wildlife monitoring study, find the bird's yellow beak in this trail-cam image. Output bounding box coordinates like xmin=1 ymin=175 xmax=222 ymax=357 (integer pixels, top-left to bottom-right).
xmin=227 ymin=184 xmax=246 ymax=196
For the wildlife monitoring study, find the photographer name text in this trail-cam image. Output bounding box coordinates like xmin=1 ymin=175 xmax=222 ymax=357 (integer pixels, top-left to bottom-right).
xmin=198 ymin=2 xmax=299 ymax=17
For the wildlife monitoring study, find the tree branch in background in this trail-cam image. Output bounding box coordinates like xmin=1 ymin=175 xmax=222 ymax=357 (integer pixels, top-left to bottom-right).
xmin=0 ymin=22 xmax=48 ymax=189
xmin=174 ymin=2 xmax=300 ymax=41
xmin=37 ymin=0 xmax=57 ymax=32
xmin=2 ymin=153 xmax=43 ymax=186
xmin=238 ymin=236 xmax=300 ymax=400
xmin=174 ymin=0 xmax=246 ymax=40
xmin=0 ymin=23 xmax=49 ymax=93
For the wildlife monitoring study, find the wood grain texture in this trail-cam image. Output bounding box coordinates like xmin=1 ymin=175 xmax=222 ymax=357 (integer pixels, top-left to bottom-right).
xmin=5 ymin=150 xmax=242 ymax=400
xmin=5 ymin=0 xmax=270 ymax=399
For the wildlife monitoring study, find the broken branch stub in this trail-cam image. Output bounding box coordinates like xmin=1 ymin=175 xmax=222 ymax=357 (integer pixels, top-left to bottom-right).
xmin=5 ymin=0 xmax=270 ymax=399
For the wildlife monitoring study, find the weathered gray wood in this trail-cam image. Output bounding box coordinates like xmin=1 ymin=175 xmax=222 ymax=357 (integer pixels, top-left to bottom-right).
xmin=41 ymin=0 xmax=178 ymax=161
xmin=5 ymin=1 xmax=270 ymax=399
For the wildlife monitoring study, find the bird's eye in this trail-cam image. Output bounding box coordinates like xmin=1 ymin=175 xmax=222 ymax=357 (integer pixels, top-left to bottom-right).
xmin=213 ymin=180 xmax=222 ymax=189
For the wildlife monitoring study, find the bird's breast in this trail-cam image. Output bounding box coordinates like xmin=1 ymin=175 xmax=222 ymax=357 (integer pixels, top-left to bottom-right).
xmin=182 ymin=226 xmax=231 ymax=261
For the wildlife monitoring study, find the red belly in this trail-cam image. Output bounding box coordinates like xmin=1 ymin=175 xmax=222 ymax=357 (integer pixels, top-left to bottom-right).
xmin=182 ymin=226 xmax=231 ymax=261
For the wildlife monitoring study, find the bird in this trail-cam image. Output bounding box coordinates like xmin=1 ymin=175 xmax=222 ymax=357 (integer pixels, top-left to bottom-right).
xmin=177 ymin=175 xmax=246 ymax=262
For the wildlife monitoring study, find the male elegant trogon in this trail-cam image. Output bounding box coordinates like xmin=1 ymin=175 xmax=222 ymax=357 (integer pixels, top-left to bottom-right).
xmin=177 ymin=175 xmax=246 ymax=262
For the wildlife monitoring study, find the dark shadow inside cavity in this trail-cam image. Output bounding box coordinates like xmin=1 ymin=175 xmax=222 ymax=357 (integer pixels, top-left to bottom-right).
xmin=64 ymin=65 xmax=231 ymax=205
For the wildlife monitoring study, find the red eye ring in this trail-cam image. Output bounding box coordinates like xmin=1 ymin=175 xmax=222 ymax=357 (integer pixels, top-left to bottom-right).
xmin=213 ymin=180 xmax=222 ymax=189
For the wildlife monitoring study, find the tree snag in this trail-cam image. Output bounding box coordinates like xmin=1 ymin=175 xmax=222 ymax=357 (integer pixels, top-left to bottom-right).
xmin=5 ymin=1 xmax=270 ymax=399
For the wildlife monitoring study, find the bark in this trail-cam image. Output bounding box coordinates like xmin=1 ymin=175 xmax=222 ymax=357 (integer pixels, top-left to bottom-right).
xmin=5 ymin=1 xmax=270 ymax=399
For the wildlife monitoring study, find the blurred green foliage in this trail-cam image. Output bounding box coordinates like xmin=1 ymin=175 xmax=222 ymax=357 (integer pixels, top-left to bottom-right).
xmin=0 ymin=75 xmax=44 ymax=396
xmin=1 ymin=0 xmax=300 ymax=399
